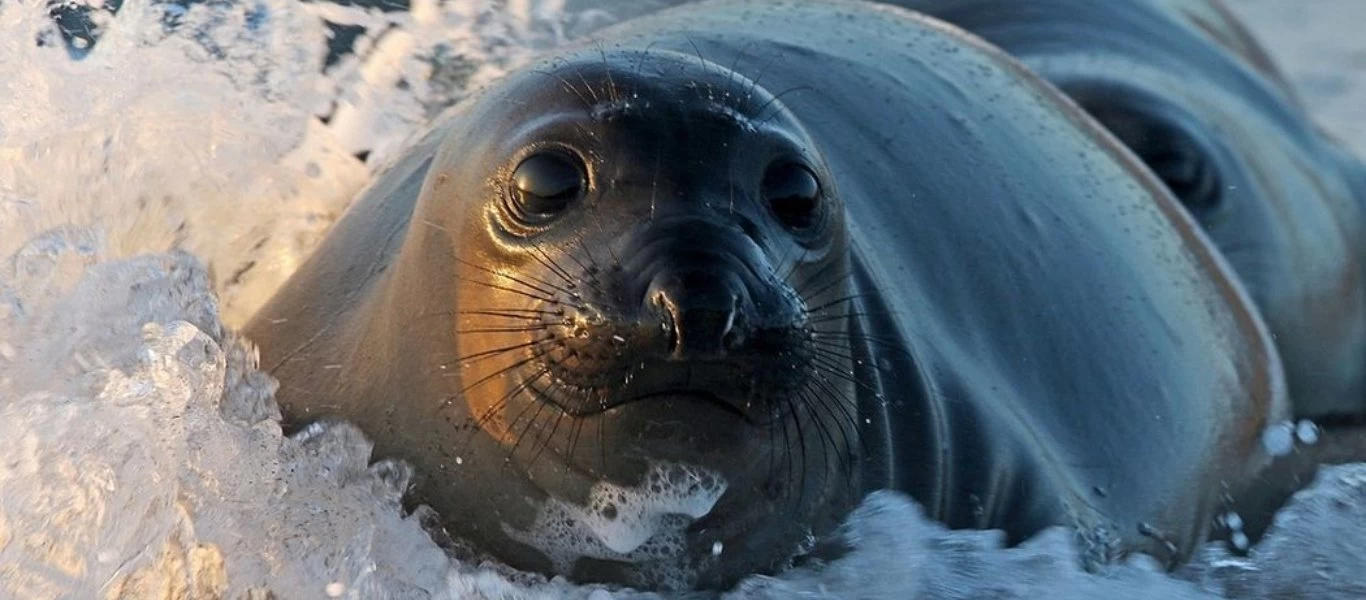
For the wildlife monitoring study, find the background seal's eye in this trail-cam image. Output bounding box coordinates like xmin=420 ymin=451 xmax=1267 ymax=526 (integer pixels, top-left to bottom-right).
xmin=1144 ymin=138 xmax=1222 ymax=217
xmin=1069 ymin=97 xmax=1226 ymax=224
xmin=509 ymin=151 xmax=585 ymax=223
xmin=763 ymin=161 xmax=822 ymax=230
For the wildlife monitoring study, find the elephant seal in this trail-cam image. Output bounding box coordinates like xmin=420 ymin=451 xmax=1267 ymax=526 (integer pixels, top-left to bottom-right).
xmin=244 ymin=0 xmax=1287 ymax=590
xmin=896 ymin=0 xmax=1366 ymax=422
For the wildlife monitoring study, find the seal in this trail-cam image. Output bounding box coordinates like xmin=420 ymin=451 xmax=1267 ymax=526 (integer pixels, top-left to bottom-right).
xmin=896 ymin=0 xmax=1366 ymax=422
xmin=244 ymin=0 xmax=1288 ymax=590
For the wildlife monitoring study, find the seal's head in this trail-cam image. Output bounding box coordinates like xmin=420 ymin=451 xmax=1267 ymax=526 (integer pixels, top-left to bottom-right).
xmin=398 ymin=48 xmax=862 ymax=589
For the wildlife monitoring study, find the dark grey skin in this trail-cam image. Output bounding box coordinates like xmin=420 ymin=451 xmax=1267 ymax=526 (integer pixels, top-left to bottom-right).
xmin=894 ymin=0 xmax=1366 ymax=424
xmin=244 ymin=0 xmax=1288 ymax=591
xmin=888 ymin=0 xmax=1366 ymax=546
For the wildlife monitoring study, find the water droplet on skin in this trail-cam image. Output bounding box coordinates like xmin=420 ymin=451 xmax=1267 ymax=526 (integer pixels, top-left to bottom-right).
xmin=1231 ymin=531 xmax=1250 ymax=551
xmin=711 ymin=541 xmax=724 ymax=556
xmin=1225 ymin=512 xmax=1244 ymax=531
xmin=1261 ymin=421 xmax=1295 ymax=457
xmin=325 ymin=582 xmax=346 ymax=597
xmin=1296 ymin=419 xmax=1321 ymax=445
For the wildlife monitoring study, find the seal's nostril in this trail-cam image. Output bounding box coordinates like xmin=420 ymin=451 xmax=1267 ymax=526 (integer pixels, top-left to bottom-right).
xmin=646 ymin=270 xmax=746 ymax=359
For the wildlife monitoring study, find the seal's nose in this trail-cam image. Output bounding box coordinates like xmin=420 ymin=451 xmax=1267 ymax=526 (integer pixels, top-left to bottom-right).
xmin=646 ymin=269 xmax=745 ymax=359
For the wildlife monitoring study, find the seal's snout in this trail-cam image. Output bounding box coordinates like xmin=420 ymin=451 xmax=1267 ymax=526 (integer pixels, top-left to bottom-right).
xmin=647 ymin=269 xmax=746 ymax=359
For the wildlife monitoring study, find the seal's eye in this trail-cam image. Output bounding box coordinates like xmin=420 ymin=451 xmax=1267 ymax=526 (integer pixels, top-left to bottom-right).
xmin=1068 ymin=96 xmax=1226 ymax=224
xmin=763 ymin=162 xmax=822 ymax=230
xmin=509 ymin=151 xmax=585 ymax=222
xmin=1143 ymin=138 xmax=1222 ymax=217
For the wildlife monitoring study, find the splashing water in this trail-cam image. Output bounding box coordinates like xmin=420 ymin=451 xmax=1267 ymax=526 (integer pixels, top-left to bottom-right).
xmin=2 ymin=0 xmax=1365 ymax=597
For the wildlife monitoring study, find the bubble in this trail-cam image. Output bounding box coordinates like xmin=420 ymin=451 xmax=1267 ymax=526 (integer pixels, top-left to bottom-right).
xmin=1295 ymin=419 xmax=1320 ymax=445
xmin=502 ymin=461 xmax=727 ymax=587
xmin=1231 ymin=531 xmax=1250 ymax=552
xmin=1261 ymin=421 xmax=1295 ymax=457
xmin=1224 ymin=512 xmax=1243 ymax=532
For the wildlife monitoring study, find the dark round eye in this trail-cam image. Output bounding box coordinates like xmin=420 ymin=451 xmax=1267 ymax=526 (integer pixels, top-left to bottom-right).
xmin=1080 ymin=100 xmax=1225 ymax=221
xmin=762 ymin=162 xmax=822 ymax=230
xmin=1143 ymin=138 xmax=1222 ymax=216
xmin=509 ymin=151 xmax=585 ymax=222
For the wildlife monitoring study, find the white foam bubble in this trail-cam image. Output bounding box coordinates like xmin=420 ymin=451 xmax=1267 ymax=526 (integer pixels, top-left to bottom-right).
xmin=503 ymin=462 xmax=726 ymax=578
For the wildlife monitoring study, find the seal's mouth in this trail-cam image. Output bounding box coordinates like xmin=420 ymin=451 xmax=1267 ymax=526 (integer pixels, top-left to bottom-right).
xmin=528 ymin=370 xmax=782 ymax=423
xmin=629 ymin=389 xmax=748 ymax=420
xmin=528 ymin=351 xmax=805 ymax=424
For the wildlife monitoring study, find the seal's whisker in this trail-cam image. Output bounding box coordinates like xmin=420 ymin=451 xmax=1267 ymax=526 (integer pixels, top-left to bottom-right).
xmin=808 ymin=356 xmax=884 ymax=397
xmin=774 ymin=392 xmax=798 ymax=510
xmin=755 ymin=85 xmax=814 ymax=123
xmin=454 ymin=275 xmax=575 ymax=306
xmin=631 ymin=40 xmax=662 ymax=79
xmin=411 ymin=310 xmax=539 ymax=324
xmin=806 ymin=375 xmax=865 ymax=461
xmin=526 ymin=382 xmax=572 ymax=469
xmin=807 ymin=344 xmax=889 ymax=374
xmin=529 ymin=409 xmax=568 ymax=470
xmin=514 ymin=365 xmax=578 ymax=467
xmin=573 ymin=237 xmax=604 ymax=272
xmin=791 ymin=250 xmax=842 ymax=293
xmin=503 ymin=387 xmax=554 ymax=461
xmin=451 ymin=255 xmax=576 ymax=298
xmin=777 ymin=245 xmax=810 ymax=285
xmin=451 ymin=362 xmax=555 ymax=457
xmin=723 ymin=42 xmax=759 ymax=98
xmin=685 ymin=38 xmax=718 ymax=102
xmin=597 ymin=405 xmax=610 ymax=474
xmin=809 ymin=329 xmax=901 ymax=345
xmin=800 ymin=273 xmax=859 ymax=307
xmin=528 ymin=244 xmax=579 ymax=287
xmin=811 ymin=334 xmax=915 ymax=358
xmin=441 ymin=345 xmax=556 ymax=399
xmin=767 ymin=398 xmax=779 ymax=487
xmin=595 ymin=42 xmax=621 ymax=104
xmin=531 ymin=67 xmax=594 ymax=111
xmin=565 ymin=412 xmax=588 ymax=467
xmin=519 ymin=376 xmax=568 ymax=467
xmin=585 ymin=214 xmax=624 ymax=267
xmin=804 ymin=310 xmax=890 ymax=325
xmin=805 ymin=377 xmax=859 ymax=444
xmin=796 ymin=387 xmax=836 ymax=489
xmin=446 ymin=336 xmax=556 ymax=366
xmin=741 ymin=51 xmax=782 ymax=113
xmin=786 ymin=392 xmax=810 ymax=514
xmin=455 ymin=324 xmax=556 ymax=335
xmin=454 ymin=308 xmax=563 ymax=320
xmin=803 ymin=291 xmax=874 ymax=315
xmin=810 ymin=383 xmax=861 ymax=488
xmin=573 ymin=67 xmax=603 ymax=105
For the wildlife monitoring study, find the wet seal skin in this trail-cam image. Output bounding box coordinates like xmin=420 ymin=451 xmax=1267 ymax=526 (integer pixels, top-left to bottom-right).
xmin=898 ymin=0 xmax=1366 ymax=423
xmin=244 ymin=0 xmax=1289 ymax=591
xmin=896 ymin=0 xmax=1366 ymax=547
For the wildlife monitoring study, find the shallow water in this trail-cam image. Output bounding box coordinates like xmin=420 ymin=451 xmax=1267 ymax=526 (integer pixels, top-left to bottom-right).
xmin=1 ymin=0 xmax=1364 ymax=597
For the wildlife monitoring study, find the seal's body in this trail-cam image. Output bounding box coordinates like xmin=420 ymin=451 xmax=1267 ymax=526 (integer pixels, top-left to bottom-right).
xmin=898 ymin=0 xmax=1366 ymax=421
xmin=245 ymin=0 xmax=1286 ymax=590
